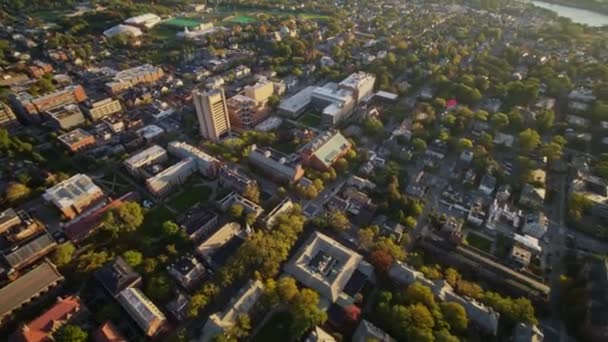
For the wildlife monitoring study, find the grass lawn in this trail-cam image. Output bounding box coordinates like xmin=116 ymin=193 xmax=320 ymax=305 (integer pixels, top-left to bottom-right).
xmin=142 ymin=205 xmax=174 ymax=236
xmin=166 ymin=182 xmax=212 ymax=213
xmin=466 ymin=232 xmax=493 ymax=253
xmin=163 ymin=17 xmax=204 ymax=28
xmin=30 ymin=9 xmax=69 ymax=22
xmin=150 ymin=26 xmax=179 ymax=41
xmin=99 ymin=172 xmax=132 ymax=196
xmin=299 ymin=112 xmax=322 ymax=128
xmin=225 ymin=14 xmax=257 ymax=24
xmin=252 ymin=311 xmax=293 ymax=342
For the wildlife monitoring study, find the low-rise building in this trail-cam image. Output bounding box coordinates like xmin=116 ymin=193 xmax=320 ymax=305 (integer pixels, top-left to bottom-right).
xmin=3 ymin=231 xmax=57 ymax=272
xmin=43 ymin=174 xmax=105 ymax=219
xmin=519 ymin=184 xmax=545 ymax=209
xmin=201 ymin=279 xmax=264 ymax=341
xmin=178 ymin=205 xmax=219 ymax=241
xmin=285 ymin=231 xmax=366 ymax=303
xmin=227 ymin=94 xmax=271 ymax=130
xmin=103 ymin=24 xmax=143 ymax=38
xmin=479 ymin=174 xmax=497 ymax=196
xmin=10 ymin=85 xmax=87 ymax=123
xmin=218 ymin=165 xmax=256 ymax=193
xmin=248 ymin=145 xmax=304 ymax=183
xmin=123 ymin=145 xmax=168 ymax=177
xmin=196 ymin=222 xmax=243 ymax=267
xmin=95 ymin=256 xmax=142 ymax=298
xmin=168 ymin=141 xmax=220 ymax=178
xmin=58 ymin=128 xmax=96 ymax=152
xmin=45 ymin=103 xmax=85 ymax=130
xmin=117 ymin=288 xmax=166 ymax=337
xmin=124 ymin=13 xmax=161 ymax=29
xmin=167 ymin=255 xmax=208 ymax=289
xmin=105 ymin=64 xmax=164 ymax=94
xmin=217 ymin=192 xmax=264 ymax=219
xmin=513 ymin=322 xmax=544 ymax=342
xmin=82 ymin=98 xmax=123 ymax=121
xmin=10 ymin=296 xmax=84 ymax=342
xmin=0 ymin=102 xmax=20 ymax=129
xmin=352 ymin=320 xmax=395 ymax=342
xmin=263 ymin=198 xmax=294 ymax=228
xmin=0 ymin=260 xmax=64 ymax=323
xmin=93 ymin=321 xmax=127 ymax=342
xmin=522 ymin=212 xmax=548 ymax=239
xmin=146 ymin=158 xmax=196 ymax=197
xmin=338 ymin=71 xmax=376 ymax=103
xmin=299 ymin=130 xmax=352 ymax=171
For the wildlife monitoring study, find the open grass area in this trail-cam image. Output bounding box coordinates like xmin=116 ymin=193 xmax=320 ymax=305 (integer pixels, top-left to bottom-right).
xmin=299 ymin=112 xmax=322 ymax=128
xmin=40 ymin=148 xmax=74 ymax=173
xmin=252 ymin=311 xmax=293 ymax=342
xmin=466 ymin=232 xmax=493 ymax=253
xmin=142 ymin=205 xmax=173 ymax=236
xmin=30 ymin=9 xmax=69 ymax=22
xmin=163 ymin=17 xmax=204 ymax=28
xmin=166 ymin=181 xmax=212 ymax=213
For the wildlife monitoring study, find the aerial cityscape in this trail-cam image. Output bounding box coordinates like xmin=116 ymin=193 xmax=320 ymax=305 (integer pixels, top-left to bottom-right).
xmin=0 ymin=0 xmax=607 ymax=341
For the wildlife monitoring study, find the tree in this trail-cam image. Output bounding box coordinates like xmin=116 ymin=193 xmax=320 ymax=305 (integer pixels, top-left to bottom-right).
xmin=102 ymin=202 xmax=144 ymax=237
xmin=228 ymin=314 xmax=251 ymax=339
xmin=229 ymin=204 xmax=244 ymax=218
xmin=568 ymin=193 xmax=593 ymax=221
xmin=77 ymin=250 xmax=109 ymax=272
xmin=358 ymin=226 xmax=378 ymax=250
xmin=456 ymin=280 xmax=484 ymax=300
xmin=370 ymin=250 xmax=394 ymax=274
xmin=334 ymin=158 xmax=349 ymax=172
xmin=146 ymin=274 xmax=172 ymax=301
xmin=445 ymin=268 xmax=461 ymax=287
xmin=441 ymin=302 xmax=469 ymax=332
xmin=412 ymin=138 xmax=427 ymax=152
xmin=4 ymin=182 xmax=31 ymax=204
xmin=404 ymin=282 xmax=436 ymax=308
xmin=52 ymin=242 xmax=76 ymax=267
xmin=490 ymin=112 xmax=509 ymax=130
xmin=122 ymin=250 xmax=143 ymax=267
xmin=457 ymin=138 xmax=473 ymax=151
xmin=289 ymin=289 xmax=327 ymax=338
xmin=242 ymin=183 xmax=261 ymax=204
xmin=518 ymin=128 xmax=541 ymax=152
xmin=363 ymin=117 xmax=384 ymax=136
xmin=373 ymin=236 xmax=406 ymax=261
xmin=53 ymin=325 xmax=87 ymax=342
xmin=434 ymin=329 xmax=460 ymax=342
xmin=276 ymin=276 xmax=299 ymax=304
xmin=142 ymin=257 xmax=158 ymax=274
xmin=482 ymin=292 xmax=537 ymax=325
xmin=162 ymin=220 xmax=180 ymax=236
xmin=328 ymin=210 xmax=350 ymax=231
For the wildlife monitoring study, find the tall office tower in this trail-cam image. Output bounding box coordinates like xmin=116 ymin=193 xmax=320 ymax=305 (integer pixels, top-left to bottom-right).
xmin=192 ymin=88 xmax=230 ymax=142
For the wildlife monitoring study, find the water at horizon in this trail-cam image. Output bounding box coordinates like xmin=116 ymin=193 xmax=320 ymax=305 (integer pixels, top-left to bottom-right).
xmin=531 ymin=0 xmax=608 ymax=27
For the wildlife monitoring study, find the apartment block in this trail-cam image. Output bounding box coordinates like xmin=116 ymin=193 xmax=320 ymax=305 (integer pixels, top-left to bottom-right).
xmin=43 ymin=174 xmax=105 ymax=219
xmin=83 ymin=98 xmax=123 ymax=121
xmin=227 ymin=94 xmax=271 ymax=130
xmin=146 ymin=158 xmax=196 ymax=197
xmin=45 ymin=103 xmax=85 ymax=130
xmin=193 ymin=88 xmax=231 ymax=141
xmin=248 ymin=145 xmax=304 ymax=183
xmin=11 ymin=85 xmax=87 ymax=123
xmin=105 ymin=64 xmax=164 ymax=94
xmin=123 ymin=145 xmax=168 ymax=177
xmin=168 ymin=141 xmax=220 ymax=178
xmin=58 ymin=128 xmax=96 ymax=152
xmin=338 ymin=71 xmax=376 ymax=103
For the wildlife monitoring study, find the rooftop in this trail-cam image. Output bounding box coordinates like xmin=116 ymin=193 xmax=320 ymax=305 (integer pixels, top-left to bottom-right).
xmin=285 ymin=231 xmax=363 ymax=302
xmin=11 ymin=296 xmax=82 ymax=342
xmin=124 ymin=145 xmax=167 ymax=169
xmin=58 ymin=128 xmax=94 ymax=146
xmin=43 ymin=174 xmax=103 ymax=210
xmin=0 ymin=260 xmax=64 ymax=320
xmin=95 ymin=256 xmax=142 ymax=297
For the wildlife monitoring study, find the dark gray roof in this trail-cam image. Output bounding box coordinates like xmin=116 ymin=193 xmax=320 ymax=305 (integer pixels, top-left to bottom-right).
xmin=95 ymin=256 xmax=141 ymax=297
xmin=3 ymin=232 xmax=57 ymax=269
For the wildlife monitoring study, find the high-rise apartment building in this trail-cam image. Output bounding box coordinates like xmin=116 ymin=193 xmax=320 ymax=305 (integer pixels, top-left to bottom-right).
xmin=193 ymin=88 xmax=230 ymax=142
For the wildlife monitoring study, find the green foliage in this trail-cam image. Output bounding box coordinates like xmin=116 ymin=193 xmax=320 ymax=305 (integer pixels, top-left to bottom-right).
xmin=518 ymin=128 xmax=541 ymax=152
xmin=229 ymin=204 xmax=245 ymax=218
xmin=363 ymin=116 xmax=384 ymax=136
xmin=242 ymin=183 xmax=261 ymax=204
xmin=122 ymin=250 xmax=143 ymax=267
xmin=53 ymin=324 xmax=88 ymax=342
xmin=567 ymin=192 xmax=593 ymax=222
xmin=102 ymin=202 xmax=144 ymax=238
xmin=412 ymin=138 xmax=427 ymax=152
xmin=4 ymin=182 xmax=31 ymax=204
xmin=146 ymin=273 xmax=172 ymax=302
xmin=52 ymin=242 xmax=76 ymax=267
xmin=482 ymin=291 xmax=537 ymax=325
xmin=289 ymin=289 xmax=327 ymax=338
xmin=440 ymin=302 xmax=468 ymax=332
xmin=77 ymin=250 xmax=109 ymax=272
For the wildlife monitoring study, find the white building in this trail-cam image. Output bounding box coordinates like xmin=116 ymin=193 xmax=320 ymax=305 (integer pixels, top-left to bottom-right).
xmin=124 ymin=13 xmax=161 ymax=29
xmin=338 ymin=71 xmax=376 ymax=103
xmin=146 ymin=158 xmax=196 ymax=197
xmin=168 ymin=141 xmax=220 ymax=178
xmin=103 ymin=24 xmax=143 ymax=38
xmin=123 ymin=145 xmax=168 ymax=176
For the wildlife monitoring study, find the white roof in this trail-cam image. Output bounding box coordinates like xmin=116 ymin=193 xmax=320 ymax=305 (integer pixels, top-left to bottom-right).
xmin=43 ymin=174 xmax=103 ymax=210
xmin=124 ymin=145 xmax=167 ymax=169
xmin=103 ymin=24 xmax=142 ymax=38
xmin=125 ymin=13 xmax=160 ymax=25
xmin=137 ymin=124 xmax=164 ymax=139
xmin=278 ymin=86 xmax=314 ymax=113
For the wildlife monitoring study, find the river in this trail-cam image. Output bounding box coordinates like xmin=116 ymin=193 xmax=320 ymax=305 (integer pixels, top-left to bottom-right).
xmin=531 ymin=1 xmax=608 ymax=27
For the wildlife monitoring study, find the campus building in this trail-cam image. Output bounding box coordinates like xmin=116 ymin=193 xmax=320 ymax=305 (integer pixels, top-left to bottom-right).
xmin=193 ymin=88 xmax=231 ymax=141
xmin=124 ymin=13 xmax=161 ymax=29
xmin=218 ymin=165 xmax=256 ymax=193
xmin=82 ymin=98 xmax=123 ymax=121
xmin=58 ymin=128 xmax=96 ymax=152
xmin=45 ymin=103 xmax=85 ymax=130
xmin=117 ymin=288 xmax=167 ymax=337
xmin=123 ymin=145 xmax=168 ymax=177
xmin=227 ymin=94 xmax=271 ymax=130
xmin=338 ymin=71 xmax=376 ymax=103
xmin=146 ymin=158 xmax=196 ymax=197
xmin=201 ymin=280 xmax=264 ymax=341
xmin=168 ymin=141 xmax=220 ymax=178
xmin=0 ymin=260 xmax=64 ymax=323
xmin=43 ymin=174 xmax=105 ymax=219
xmin=299 ymin=130 xmax=352 ymax=171
xmin=10 ymin=85 xmax=87 ymax=123
xmin=248 ymin=145 xmax=304 ymax=183
xmin=105 ymin=64 xmax=164 ymax=94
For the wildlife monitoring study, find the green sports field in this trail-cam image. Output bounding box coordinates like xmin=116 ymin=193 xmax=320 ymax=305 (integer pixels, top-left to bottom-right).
xmin=162 ymin=17 xmax=205 ymax=28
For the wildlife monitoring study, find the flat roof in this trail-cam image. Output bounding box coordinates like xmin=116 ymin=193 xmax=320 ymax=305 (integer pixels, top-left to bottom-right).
xmin=0 ymin=260 xmax=63 ymax=319
xmin=43 ymin=174 xmax=103 ymax=210
xmin=58 ymin=128 xmax=94 ymax=145
xmin=278 ymin=86 xmax=314 ymax=113
xmin=124 ymin=145 xmax=167 ymax=169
